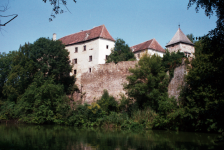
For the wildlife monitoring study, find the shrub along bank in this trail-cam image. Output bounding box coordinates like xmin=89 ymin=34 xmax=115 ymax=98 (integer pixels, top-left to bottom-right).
xmin=1 ymin=36 xmax=224 ymax=134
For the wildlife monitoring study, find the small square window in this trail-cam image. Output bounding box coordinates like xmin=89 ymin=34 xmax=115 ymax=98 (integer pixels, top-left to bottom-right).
xmin=74 ymin=70 xmax=77 ymax=75
xmin=75 ymin=47 xmax=78 ymax=53
xmin=106 ymin=45 xmax=109 ymax=49
xmin=83 ymin=45 xmax=86 ymax=51
xmin=89 ymin=68 xmax=91 ymax=73
xmin=89 ymin=56 xmax=92 ymax=62
xmin=73 ymin=58 xmax=77 ymax=64
xmin=106 ymin=55 xmax=109 ymax=60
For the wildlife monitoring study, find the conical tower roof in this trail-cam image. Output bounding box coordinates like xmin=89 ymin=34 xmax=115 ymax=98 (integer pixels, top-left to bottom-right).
xmin=166 ymin=28 xmax=194 ymax=47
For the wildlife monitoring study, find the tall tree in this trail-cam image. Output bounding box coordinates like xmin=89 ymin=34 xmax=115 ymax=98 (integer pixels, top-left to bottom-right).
xmin=30 ymin=37 xmax=75 ymax=93
xmin=0 ymin=51 xmax=18 ymax=100
xmin=106 ymin=38 xmax=135 ymax=64
xmin=124 ymin=54 xmax=169 ymax=110
xmin=3 ymin=44 xmax=37 ymax=102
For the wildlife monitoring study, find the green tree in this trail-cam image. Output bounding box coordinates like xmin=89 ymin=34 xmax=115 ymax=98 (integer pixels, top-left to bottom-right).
xmin=188 ymin=0 xmax=224 ymax=27
xmin=106 ymin=38 xmax=135 ymax=64
xmin=0 ymin=51 xmax=18 ymax=100
xmin=186 ymin=34 xmax=195 ymax=43
xmin=162 ymin=50 xmax=185 ymax=80
xmin=97 ymin=89 xmax=118 ymax=114
xmin=3 ymin=44 xmax=37 ymax=103
xmin=14 ymin=73 xmax=70 ymax=124
xmin=124 ymin=54 xmax=169 ymax=110
xmin=30 ymin=37 xmax=75 ymax=93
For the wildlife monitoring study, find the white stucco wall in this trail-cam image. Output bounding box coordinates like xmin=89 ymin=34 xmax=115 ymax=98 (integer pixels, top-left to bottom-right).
xmin=65 ymin=38 xmax=115 ymax=84
xmin=134 ymin=49 xmax=164 ymax=60
xmin=98 ymin=38 xmax=115 ymax=64
xmin=147 ymin=49 xmax=164 ymax=57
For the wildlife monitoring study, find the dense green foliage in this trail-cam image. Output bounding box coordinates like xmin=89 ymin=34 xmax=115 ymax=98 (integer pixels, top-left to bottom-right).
xmin=124 ymin=54 xmax=170 ymax=111
xmin=0 ymin=38 xmax=76 ymax=124
xmin=97 ymin=90 xmax=118 ymax=114
xmin=162 ymin=50 xmax=185 ymax=80
xmin=106 ymin=38 xmax=135 ymax=63
xmin=0 ymin=51 xmax=18 ymax=99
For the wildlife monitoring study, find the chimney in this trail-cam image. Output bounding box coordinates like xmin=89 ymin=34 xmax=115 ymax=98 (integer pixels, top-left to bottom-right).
xmin=53 ymin=33 xmax=56 ymax=41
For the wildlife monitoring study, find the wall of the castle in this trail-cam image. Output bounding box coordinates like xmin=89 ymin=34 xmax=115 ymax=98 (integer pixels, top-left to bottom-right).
xmin=80 ymin=61 xmax=137 ymax=103
xmin=134 ymin=48 xmax=164 ymax=60
xmin=167 ymin=43 xmax=195 ymax=57
xmin=168 ymin=59 xmax=186 ymax=101
xmin=65 ymin=38 xmax=114 ymax=84
xmin=72 ymin=59 xmax=186 ymax=104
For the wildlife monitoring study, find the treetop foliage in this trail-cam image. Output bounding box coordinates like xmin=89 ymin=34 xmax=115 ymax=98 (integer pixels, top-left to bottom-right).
xmin=106 ymin=38 xmax=135 ymax=64
xmin=42 ymin=0 xmax=77 ymax=21
xmin=124 ymin=53 xmax=170 ymax=110
xmin=188 ymin=0 xmax=224 ymax=27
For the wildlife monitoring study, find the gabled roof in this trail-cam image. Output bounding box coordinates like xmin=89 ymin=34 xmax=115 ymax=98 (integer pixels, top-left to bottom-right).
xmin=130 ymin=38 xmax=165 ymax=53
xmin=166 ymin=28 xmax=194 ymax=47
xmin=59 ymin=25 xmax=115 ymax=46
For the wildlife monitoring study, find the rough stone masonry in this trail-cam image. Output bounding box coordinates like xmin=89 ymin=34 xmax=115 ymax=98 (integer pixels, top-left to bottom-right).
xmin=72 ymin=60 xmax=186 ymax=104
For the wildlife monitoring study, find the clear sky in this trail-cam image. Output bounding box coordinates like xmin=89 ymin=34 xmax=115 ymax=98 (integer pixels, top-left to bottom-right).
xmin=0 ymin=0 xmax=217 ymax=53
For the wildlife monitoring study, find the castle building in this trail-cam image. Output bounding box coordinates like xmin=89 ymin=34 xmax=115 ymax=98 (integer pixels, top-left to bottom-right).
xmin=130 ymin=38 xmax=166 ymax=60
xmin=59 ymin=25 xmax=115 ymax=80
xmin=166 ymin=27 xmax=195 ymax=57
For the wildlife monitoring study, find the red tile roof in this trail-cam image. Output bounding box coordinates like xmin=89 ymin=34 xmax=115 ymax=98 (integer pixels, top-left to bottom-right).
xmin=130 ymin=39 xmax=165 ymax=53
xmin=59 ymin=25 xmax=115 ymax=46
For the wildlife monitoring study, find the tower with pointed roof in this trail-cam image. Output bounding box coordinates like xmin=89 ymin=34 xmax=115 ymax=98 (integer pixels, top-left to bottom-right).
xmin=166 ymin=27 xmax=195 ymax=57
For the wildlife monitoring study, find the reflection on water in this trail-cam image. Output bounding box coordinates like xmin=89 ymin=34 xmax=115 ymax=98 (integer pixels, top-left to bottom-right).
xmin=0 ymin=124 xmax=223 ymax=150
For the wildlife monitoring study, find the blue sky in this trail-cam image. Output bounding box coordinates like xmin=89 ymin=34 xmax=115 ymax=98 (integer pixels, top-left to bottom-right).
xmin=0 ymin=0 xmax=217 ymax=53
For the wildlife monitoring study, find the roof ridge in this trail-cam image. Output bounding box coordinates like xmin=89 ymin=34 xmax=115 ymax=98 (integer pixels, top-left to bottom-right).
xmin=100 ymin=24 xmax=105 ymax=37
xmin=148 ymin=38 xmax=156 ymax=49
xmin=60 ymin=25 xmax=104 ymax=39
xmin=131 ymin=39 xmax=153 ymax=48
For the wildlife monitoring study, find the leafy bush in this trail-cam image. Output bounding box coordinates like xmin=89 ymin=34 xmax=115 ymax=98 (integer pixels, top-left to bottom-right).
xmin=14 ymin=73 xmax=70 ymax=124
xmin=97 ymin=90 xmax=118 ymax=114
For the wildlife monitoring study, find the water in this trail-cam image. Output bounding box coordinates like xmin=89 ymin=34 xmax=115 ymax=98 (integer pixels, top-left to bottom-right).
xmin=0 ymin=124 xmax=223 ymax=150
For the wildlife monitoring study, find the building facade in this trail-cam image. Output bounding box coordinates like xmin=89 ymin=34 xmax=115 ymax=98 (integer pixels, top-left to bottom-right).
xmin=130 ymin=38 xmax=166 ymax=60
xmin=166 ymin=27 xmax=195 ymax=57
xmin=59 ymin=25 xmax=115 ymax=82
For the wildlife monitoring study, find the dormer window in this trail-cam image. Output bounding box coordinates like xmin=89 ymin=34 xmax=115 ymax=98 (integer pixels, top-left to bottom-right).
xmin=83 ymin=45 xmax=86 ymax=51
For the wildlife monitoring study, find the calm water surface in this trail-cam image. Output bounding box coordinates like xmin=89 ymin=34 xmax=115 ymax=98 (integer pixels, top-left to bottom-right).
xmin=0 ymin=124 xmax=223 ymax=150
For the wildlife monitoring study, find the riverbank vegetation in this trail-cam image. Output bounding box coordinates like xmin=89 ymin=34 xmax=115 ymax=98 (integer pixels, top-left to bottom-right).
xmin=1 ymin=1 xmax=224 ymax=134
xmin=0 ymin=34 xmax=223 ymax=134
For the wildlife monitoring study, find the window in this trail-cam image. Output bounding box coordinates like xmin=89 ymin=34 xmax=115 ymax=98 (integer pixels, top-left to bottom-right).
xmin=106 ymin=55 xmax=109 ymax=60
xmin=89 ymin=55 xmax=92 ymax=62
xmin=106 ymin=45 xmax=109 ymax=49
xmin=89 ymin=68 xmax=91 ymax=73
xmin=74 ymin=70 xmax=77 ymax=75
xmin=73 ymin=58 xmax=77 ymax=64
xmin=83 ymin=45 xmax=86 ymax=51
xmin=138 ymin=53 xmax=140 ymax=58
xmin=75 ymin=47 xmax=78 ymax=53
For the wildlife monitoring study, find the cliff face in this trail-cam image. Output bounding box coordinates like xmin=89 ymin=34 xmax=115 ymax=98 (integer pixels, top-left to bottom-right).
xmin=72 ymin=60 xmax=186 ymax=104
xmin=168 ymin=59 xmax=186 ymax=101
